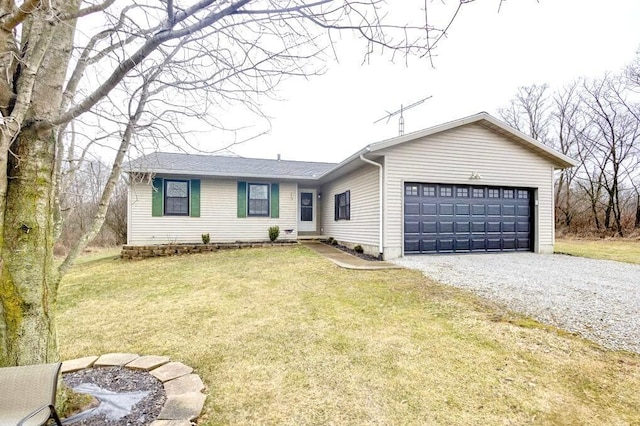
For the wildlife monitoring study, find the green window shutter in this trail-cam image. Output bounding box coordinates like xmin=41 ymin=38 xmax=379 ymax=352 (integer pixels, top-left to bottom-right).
xmin=190 ymin=179 xmax=201 ymax=217
xmin=152 ymin=177 xmax=163 ymax=217
xmin=270 ymin=183 xmax=279 ymax=218
xmin=345 ymin=190 xmax=351 ymax=220
xmin=237 ymin=181 xmax=247 ymax=218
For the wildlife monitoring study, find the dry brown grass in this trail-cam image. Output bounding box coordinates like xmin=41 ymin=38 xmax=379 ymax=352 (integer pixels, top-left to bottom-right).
xmin=555 ymin=238 xmax=640 ymax=264
xmin=57 ymin=246 xmax=640 ymax=425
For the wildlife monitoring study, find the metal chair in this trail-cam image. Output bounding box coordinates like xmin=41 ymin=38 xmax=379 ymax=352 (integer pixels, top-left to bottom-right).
xmin=0 ymin=362 xmax=63 ymax=426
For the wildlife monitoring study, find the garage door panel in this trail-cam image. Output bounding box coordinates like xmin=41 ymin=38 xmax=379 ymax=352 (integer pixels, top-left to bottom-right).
xmin=471 ymin=238 xmax=487 ymax=250
xmin=454 ymin=238 xmax=470 ymax=251
xmin=421 ymin=222 xmax=437 ymax=234
xmin=472 ymin=204 xmax=486 ymax=215
xmin=455 ymin=221 xmax=470 ymax=233
xmin=471 ymin=221 xmax=486 ymax=233
xmin=404 ymin=183 xmax=532 ymax=254
xmin=438 ymin=239 xmax=454 ymax=252
xmin=502 ymin=221 xmax=516 ymax=232
xmin=455 ymin=203 xmax=470 ymax=215
xmin=422 ymin=203 xmax=437 ymax=215
xmin=439 ymin=204 xmax=454 ymax=215
xmin=487 ymin=205 xmax=501 ymax=216
xmin=420 ymin=240 xmax=437 ymax=253
xmin=487 ymin=222 xmax=501 ymax=233
xmin=487 ymin=239 xmax=502 ymax=250
xmin=405 ymin=239 xmax=420 ymax=253
xmin=503 ymin=205 xmax=516 ymax=216
xmin=405 ymin=221 xmax=420 ymax=234
xmin=503 ymin=239 xmax=516 ymax=250
xmin=405 ymin=202 xmax=420 ymax=215
xmin=438 ymin=221 xmax=454 ymax=233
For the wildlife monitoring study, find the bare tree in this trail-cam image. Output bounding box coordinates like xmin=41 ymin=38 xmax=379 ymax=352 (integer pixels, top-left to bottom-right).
xmin=0 ymin=0 xmax=475 ymax=366
xmin=577 ymin=75 xmax=640 ymax=235
xmin=551 ymin=81 xmax=584 ymax=228
xmin=499 ymin=82 xmax=584 ymax=228
xmin=498 ymin=84 xmax=551 ymax=142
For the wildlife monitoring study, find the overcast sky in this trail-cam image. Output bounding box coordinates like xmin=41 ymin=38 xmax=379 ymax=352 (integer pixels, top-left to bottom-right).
xmin=190 ymin=0 xmax=640 ymax=164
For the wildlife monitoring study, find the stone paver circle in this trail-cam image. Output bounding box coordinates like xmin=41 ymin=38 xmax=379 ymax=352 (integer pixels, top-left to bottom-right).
xmin=61 ymin=353 xmax=206 ymax=425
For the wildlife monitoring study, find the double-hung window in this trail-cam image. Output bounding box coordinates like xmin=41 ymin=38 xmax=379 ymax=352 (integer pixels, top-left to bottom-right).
xmin=164 ymin=180 xmax=189 ymax=215
xmin=236 ymin=181 xmax=279 ymax=218
xmin=152 ymin=177 xmax=200 ymax=217
xmin=248 ymin=183 xmax=270 ymax=216
xmin=334 ymin=190 xmax=350 ymax=220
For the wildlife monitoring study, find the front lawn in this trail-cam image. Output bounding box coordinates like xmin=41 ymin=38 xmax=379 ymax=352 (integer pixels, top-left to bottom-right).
xmin=58 ymin=246 xmax=640 ymax=425
xmin=555 ymin=238 xmax=640 ymax=264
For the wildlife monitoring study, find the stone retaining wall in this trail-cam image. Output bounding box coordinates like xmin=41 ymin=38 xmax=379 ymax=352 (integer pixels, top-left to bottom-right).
xmin=121 ymin=241 xmax=298 ymax=260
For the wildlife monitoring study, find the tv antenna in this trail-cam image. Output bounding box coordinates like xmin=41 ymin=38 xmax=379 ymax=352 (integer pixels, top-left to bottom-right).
xmin=374 ymin=95 xmax=432 ymax=136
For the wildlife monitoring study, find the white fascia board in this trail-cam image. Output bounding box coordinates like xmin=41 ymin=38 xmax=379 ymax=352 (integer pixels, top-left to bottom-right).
xmin=125 ymin=169 xmax=324 ymax=181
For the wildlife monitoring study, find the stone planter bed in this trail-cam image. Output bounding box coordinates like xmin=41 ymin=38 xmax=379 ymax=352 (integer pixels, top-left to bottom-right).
xmin=121 ymin=241 xmax=298 ymax=260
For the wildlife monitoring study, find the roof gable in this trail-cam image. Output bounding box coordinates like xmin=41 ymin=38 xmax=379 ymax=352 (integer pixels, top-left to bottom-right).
xmin=367 ymin=112 xmax=576 ymax=169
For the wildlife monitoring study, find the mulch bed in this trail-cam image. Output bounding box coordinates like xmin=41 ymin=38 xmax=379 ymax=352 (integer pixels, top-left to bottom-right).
xmin=323 ymin=240 xmax=380 ymax=261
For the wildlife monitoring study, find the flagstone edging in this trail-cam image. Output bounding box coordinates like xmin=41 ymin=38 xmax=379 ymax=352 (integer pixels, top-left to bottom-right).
xmin=61 ymin=353 xmax=206 ymax=425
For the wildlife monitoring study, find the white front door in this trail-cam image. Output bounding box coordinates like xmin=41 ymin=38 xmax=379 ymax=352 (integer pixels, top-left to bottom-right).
xmin=298 ymin=189 xmax=316 ymax=232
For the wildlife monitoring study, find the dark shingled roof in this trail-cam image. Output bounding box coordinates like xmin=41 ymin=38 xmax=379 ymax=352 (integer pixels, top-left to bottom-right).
xmin=124 ymin=152 xmax=337 ymax=180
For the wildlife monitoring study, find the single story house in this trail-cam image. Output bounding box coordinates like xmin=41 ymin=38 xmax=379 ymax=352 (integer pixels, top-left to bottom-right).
xmin=124 ymin=112 xmax=576 ymax=259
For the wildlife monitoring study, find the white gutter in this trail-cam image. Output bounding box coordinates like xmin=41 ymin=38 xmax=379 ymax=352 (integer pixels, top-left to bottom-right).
xmin=359 ymin=153 xmax=383 ymax=259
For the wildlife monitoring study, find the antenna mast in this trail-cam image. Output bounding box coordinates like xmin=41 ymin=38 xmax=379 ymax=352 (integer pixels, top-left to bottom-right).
xmin=374 ymin=95 xmax=432 ymax=136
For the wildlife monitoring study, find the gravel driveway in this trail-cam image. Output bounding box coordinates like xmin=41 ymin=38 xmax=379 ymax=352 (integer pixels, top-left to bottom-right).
xmin=393 ymin=253 xmax=640 ymax=354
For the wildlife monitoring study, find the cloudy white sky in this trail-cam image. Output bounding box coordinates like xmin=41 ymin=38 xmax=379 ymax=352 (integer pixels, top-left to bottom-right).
xmin=214 ymin=0 xmax=640 ymax=164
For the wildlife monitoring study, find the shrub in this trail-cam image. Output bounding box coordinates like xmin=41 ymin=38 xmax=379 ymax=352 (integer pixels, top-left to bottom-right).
xmin=354 ymin=245 xmax=364 ymax=254
xmin=268 ymin=226 xmax=280 ymax=242
xmin=326 ymin=237 xmax=334 ymax=244
xmin=201 ymin=233 xmax=210 ymax=244
xmin=331 ymin=239 xmax=338 ymax=245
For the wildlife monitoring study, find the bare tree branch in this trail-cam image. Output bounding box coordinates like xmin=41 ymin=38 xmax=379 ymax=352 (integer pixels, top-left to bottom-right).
xmin=0 ymin=0 xmax=41 ymax=31
xmin=57 ymin=0 xmax=116 ymax=21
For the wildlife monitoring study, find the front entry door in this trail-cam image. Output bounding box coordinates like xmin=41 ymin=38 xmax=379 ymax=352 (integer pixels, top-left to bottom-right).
xmin=298 ymin=189 xmax=316 ymax=232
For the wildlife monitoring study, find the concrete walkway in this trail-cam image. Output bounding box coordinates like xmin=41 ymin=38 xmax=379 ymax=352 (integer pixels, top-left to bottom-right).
xmin=301 ymin=241 xmax=402 ymax=270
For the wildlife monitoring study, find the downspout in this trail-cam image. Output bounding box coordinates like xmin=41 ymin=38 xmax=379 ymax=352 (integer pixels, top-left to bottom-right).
xmin=359 ymin=152 xmax=383 ymax=259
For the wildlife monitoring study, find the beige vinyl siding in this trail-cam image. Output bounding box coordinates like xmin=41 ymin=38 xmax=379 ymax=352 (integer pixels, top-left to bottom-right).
xmin=128 ymin=178 xmax=297 ymax=244
xmin=380 ymin=123 xmax=556 ymax=258
xmin=320 ymin=163 xmax=380 ymax=254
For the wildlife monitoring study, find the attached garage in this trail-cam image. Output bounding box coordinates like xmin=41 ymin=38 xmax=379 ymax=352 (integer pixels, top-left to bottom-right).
xmin=127 ymin=112 xmax=576 ymax=260
xmin=404 ymin=183 xmax=532 ymax=254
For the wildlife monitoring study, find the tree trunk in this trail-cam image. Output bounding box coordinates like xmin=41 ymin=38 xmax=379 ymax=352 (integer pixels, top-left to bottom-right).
xmin=635 ymin=194 xmax=640 ymax=229
xmin=0 ymin=0 xmax=80 ymax=367
xmin=0 ymin=127 xmax=59 ymax=366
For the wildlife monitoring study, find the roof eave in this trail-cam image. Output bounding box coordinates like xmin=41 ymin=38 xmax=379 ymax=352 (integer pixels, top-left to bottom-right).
xmin=124 ymin=169 xmax=326 ymax=181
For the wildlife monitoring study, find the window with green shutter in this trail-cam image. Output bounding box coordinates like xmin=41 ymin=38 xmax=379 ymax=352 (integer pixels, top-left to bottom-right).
xmin=270 ymin=183 xmax=279 ymax=218
xmin=152 ymin=177 xmax=164 ymax=217
xmin=151 ymin=177 xmax=200 ymax=217
xmin=190 ymin=179 xmax=200 ymax=217
xmin=237 ymin=181 xmax=279 ymax=218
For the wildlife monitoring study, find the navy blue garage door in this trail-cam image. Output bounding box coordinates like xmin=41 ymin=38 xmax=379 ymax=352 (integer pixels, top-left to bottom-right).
xmin=404 ymin=183 xmax=533 ymax=254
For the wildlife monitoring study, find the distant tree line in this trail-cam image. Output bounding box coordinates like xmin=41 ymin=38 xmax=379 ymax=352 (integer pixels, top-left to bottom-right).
xmin=56 ymin=160 xmax=127 ymax=254
xmin=499 ymin=51 xmax=640 ymax=236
